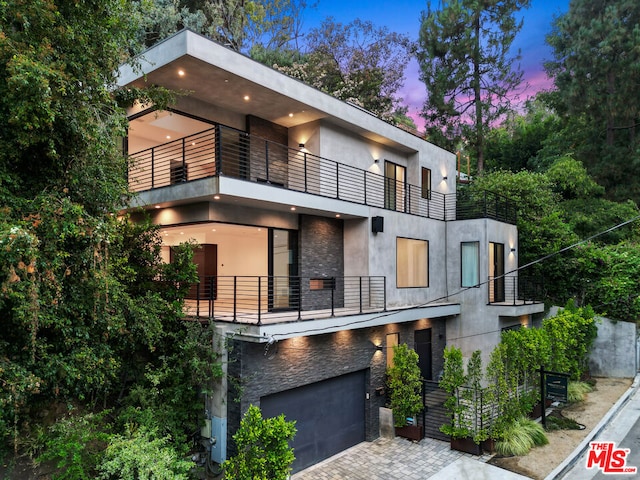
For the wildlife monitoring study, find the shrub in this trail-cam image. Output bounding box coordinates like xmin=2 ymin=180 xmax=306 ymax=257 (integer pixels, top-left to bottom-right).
xmin=37 ymin=411 xmax=111 ymax=480
xmin=387 ymin=344 xmax=423 ymax=428
xmin=223 ymin=405 xmax=296 ymax=480
xmin=567 ymin=381 xmax=593 ymax=403
xmin=97 ymin=426 xmax=193 ymax=480
xmin=495 ymin=417 xmax=548 ymax=456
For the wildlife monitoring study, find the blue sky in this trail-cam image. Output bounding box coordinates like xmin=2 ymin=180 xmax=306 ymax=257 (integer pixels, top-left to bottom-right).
xmin=303 ymin=0 xmax=570 ymax=128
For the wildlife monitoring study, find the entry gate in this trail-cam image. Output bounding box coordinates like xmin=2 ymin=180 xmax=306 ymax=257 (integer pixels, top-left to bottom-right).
xmin=421 ymin=380 xmax=449 ymax=441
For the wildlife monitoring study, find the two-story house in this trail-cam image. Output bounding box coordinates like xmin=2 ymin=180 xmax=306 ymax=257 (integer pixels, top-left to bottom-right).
xmin=117 ymin=30 xmax=544 ymax=473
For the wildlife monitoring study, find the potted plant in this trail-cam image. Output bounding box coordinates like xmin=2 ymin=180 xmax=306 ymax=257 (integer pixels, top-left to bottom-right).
xmin=440 ymin=346 xmax=481 ymax=455
xmin=386 ymin=343 xmax=424 ymax=441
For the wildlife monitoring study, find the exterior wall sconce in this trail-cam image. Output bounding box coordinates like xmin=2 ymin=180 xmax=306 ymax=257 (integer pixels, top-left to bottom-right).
xmin=375 ymin=344 xmax=383 ymax=351
xmin=298 ymin=143 xmax=305 ymax=148
xmin=374 ymin=158 xmax=379 ymax=164
xmin=443 ymin=175 xmax=448 ymax=181
xmin=510 ymin=248 xmax=516 ymax=253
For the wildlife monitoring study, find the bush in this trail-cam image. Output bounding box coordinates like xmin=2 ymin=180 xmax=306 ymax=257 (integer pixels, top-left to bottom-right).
xmin=223 ymin=405 xmax=296 ymax=480
xmin=387 ymin=344 xmax=424 ymax=428
xmin=37 ymin=412 xmax=111 ymax=480
xmin=567 ymin=381 xmax=593 ymax=403
xmin=495 ymin=417 xmax=548 ymax=457
xmin=98 ymin=426 xmax=193 ymax=480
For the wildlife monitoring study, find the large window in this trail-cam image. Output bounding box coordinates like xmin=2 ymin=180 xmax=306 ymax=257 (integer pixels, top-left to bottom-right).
xmin=396 ymin=237 xmax=429 ymax=288
xmin=461 ymin=241 xmax=480 ymax=287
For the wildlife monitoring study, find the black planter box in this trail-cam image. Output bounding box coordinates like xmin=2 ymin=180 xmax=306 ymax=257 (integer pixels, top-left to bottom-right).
xmin=450 ymin=436 xmax=482 ymax=455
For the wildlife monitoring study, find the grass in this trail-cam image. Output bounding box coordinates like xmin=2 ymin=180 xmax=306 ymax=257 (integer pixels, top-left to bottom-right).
xmin=567 ymin=381 xmax=593 ymax=403
xmin=495 ymin=417 xmax=549 ymax=457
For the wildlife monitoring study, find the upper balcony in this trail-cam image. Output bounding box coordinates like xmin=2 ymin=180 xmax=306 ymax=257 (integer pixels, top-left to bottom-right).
xmin=128 ymin=123 xmax=516 ymax=225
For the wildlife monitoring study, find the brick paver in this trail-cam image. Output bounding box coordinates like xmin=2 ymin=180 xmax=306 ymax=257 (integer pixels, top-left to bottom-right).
xmin=291 ymin=436 xmax=493 ymax=480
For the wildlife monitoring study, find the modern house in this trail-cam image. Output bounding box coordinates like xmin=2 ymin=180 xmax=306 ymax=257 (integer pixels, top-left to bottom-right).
xmin=117 ymin=29 xmax=544 ymax=473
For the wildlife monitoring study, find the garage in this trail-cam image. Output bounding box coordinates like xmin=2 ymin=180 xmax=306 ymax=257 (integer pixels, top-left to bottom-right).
xmin=260 ymin=370 xmax=367 ymax=473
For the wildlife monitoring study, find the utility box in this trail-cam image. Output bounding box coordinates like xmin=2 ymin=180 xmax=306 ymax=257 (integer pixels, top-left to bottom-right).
xmin=210 ymin=416 xmax=227 ymax=465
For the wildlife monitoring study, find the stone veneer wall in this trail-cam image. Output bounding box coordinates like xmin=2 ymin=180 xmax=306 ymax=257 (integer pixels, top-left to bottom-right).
xmin=225 ymin=317 xmax=449 ymax=458
xmin=298 ymin=215 xmax=344 ymax=310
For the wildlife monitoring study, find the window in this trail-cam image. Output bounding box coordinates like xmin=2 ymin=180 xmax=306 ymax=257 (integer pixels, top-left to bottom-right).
xmin=461 ymin=242 xmax=480 ymax=287
xmin=384 ymin=161 xmax=406 ymax=211
xmin=396 ymin=237 xmax=429 ymax=288
xmin=386 ymin=332 xmax=399 ymax=367
xmin=421 ymin=167 xmax=432 ymax=199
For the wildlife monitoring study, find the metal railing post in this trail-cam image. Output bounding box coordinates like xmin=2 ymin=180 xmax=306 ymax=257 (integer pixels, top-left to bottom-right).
xmin=359 ymin=277 xmax=363 ymax=313
xmin=215 ymin=125 xmax=222 ymax=175
xmin=257 ymin=277 xmax=262 ymax=325
xmin=181 ymin=138 xmax=186 ymax=181
xmin=383 ymin=277 xmax=387 ymax=311
xmin=297 ymin=277 xmax=302 ymax=320
xmin=335 ymin=163 xmax=340 ymax=198
xmin=265 ymin=140 xmax=269 ymax=181
xmin=331 ymin=277 xmax=335 ymax=317
xmin=304 ymin=152 xmax=308 ymax=193
xmin=210 ymin=276 xmax=215 ymax=319
xmin=233 ymin=276 xmax=237 ymax=322
xmin=151 ymin=149 xmax=155 ymax=189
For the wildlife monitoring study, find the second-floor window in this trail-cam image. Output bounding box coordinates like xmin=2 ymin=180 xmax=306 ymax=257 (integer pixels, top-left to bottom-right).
xmin=421 ymin=167 xmax=432 ymax=200
xmin=461 ymin=241 xmax=480 ymax=287
xmin=397 ymin=237 xmax=429 ymax=288
xmin=385 ymin=161 xmax=406 ymax=212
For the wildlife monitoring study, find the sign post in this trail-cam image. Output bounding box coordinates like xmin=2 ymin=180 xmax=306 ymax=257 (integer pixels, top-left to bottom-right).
xmin=539 ymin=365 xmax=569 ymax=429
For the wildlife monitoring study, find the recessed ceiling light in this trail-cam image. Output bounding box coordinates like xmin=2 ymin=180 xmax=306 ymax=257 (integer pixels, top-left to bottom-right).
xmin=243 ymin=95 xmax=250 ymax=101
xmin=289 ymin=113 xmax=294 ymax=117
xmin=211 ymin=229 xmax=216 ymax=232
xmin=214 ymin=195 xmax=220 ymax=200
xmin=290 ymin=207 xmax=296 ymax=211
xmin=166 ymin=135 xmax=171 ymax=139
xmin=155 ymin=205 xmax=161 ymax=209
xmin=335 ymin=214 xmax=341 ymax=218
xmin=178 ymin=70 xmax=185 ymax=76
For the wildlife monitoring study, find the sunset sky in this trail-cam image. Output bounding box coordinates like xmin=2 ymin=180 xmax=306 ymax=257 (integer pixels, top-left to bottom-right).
xmin=304 ymin=0 xmax=570 ymax=129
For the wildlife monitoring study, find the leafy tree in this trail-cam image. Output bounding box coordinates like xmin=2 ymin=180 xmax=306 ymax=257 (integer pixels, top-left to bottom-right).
xmin=0 ymin=0 xmax=219 ymax=465
xmin=275 ymin=17 xmax=413 ymax=122
xmin=417 ymin=0 xmax=531 ymax=171
xmin=133 ymin=0 xmax=308 ymax=53
xmin=223 ymin=405 xmax=296 ymax=480
xmin=545 ymin=0 xmax=640 ymax=204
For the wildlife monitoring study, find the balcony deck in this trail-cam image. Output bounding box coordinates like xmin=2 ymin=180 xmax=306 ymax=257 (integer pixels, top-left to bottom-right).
xmin=129 ymin=124 xmax=516 ymax=224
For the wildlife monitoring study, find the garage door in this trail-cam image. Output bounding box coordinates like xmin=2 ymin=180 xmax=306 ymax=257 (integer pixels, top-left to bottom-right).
xmin=260 ymin=370 xmax=366 ymax=473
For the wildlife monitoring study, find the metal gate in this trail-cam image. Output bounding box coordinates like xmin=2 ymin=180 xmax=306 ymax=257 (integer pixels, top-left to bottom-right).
xmin=421 ymin=380 xmax=450 ymax=441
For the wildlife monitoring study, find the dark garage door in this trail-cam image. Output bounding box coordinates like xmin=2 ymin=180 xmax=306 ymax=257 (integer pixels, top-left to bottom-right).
xmin=260 ymin=370 xmax=366 ymax=473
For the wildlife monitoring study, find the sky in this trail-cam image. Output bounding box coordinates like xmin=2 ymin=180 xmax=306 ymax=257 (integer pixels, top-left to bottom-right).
xmin=302 ymin=0 xmax=571 ymax=129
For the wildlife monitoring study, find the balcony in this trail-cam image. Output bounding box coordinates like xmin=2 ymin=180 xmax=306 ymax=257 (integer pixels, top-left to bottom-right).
xmin=183 ymin=275 xmax=386 ymax=325
xmin=488 ymin=276 xmax=544 ymax=306
xmin=128 ymin=124 xmax=516 ymax=224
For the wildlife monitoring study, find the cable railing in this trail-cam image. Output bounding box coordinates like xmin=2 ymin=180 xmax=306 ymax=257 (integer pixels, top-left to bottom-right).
xmin=182 ymin=275 xmax=386 ymax=324
xmin=128 ymin=123 xmax=515 ymax=224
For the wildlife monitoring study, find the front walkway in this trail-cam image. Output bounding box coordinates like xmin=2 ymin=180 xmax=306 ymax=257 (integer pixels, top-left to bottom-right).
xmin=291 ymin=435 xmax=509 ymax=480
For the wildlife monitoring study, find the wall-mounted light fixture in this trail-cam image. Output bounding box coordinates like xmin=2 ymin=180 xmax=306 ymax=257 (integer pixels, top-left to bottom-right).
xmin=375 ymin=344 xmax=384 ymax=352
xmin=298 ymin=143 xmax=305 ymax=148
xmin=374 ymin=158 xmax=380 ymax=164
xmin=510 ymin=247 xmax=516 ymax=253
xmin=443 ymin=175 xmax=448 ymax=181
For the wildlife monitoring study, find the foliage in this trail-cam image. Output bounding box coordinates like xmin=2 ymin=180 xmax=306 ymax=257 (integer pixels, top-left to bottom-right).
xmin=567 ymin=381 xmax=593 ymax=403
xmin=439 ymin=346 xmax=470 ymax=438
xmin=0 ymin=0 xmax=221 ymax=469
xmin=545 ymin=0 xmax=640 ymax=205
xmin=387 ymin=344 xmax=424 ymax=428
xmin=223 ymin=405 xmax=296 ymax=480
xmin=98 ymin=426 xmax=193 ymax=480
xmin=495 ymin=416 xmax=548 ymax=456
xmin=37 ymin=412 xmax=111 ymax=480
xmin=133 ymin=0 xmax=308 ymax=53
xmin=417 ymin=0 xmax=531 ymax=171
xmin=542 ymin=300 xmax=598 ymax=380
xmin=275 ymin=17 xmax=413 ymax=122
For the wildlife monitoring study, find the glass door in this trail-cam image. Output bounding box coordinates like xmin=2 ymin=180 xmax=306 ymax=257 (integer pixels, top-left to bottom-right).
xmin=384 ymin=161 xmax=406 ymax=212
xmin=489 ymin=242 xmax=505 ymax=302
xmin=269 ymin=228 xmax=298 ymax=310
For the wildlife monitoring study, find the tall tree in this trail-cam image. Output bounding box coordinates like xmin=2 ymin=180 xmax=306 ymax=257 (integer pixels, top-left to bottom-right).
xmin=417 ymin=0 xmax=530 ymax=171
xmin=274 ymin=17 xmax=413 ymax=123
xmin=545 ymin=0 xmax=640 ymax=204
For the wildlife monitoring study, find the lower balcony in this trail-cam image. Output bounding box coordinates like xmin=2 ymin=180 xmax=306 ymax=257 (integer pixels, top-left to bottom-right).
xmin=183 ymin=275 xmax=386 ymax=325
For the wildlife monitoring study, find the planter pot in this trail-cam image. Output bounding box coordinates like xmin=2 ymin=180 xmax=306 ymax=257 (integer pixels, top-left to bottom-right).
xmin=395 ymin=425 xmax=423 ymax=442
xmin=481 ymin=438 xmax=496 ymax=454
xmin=450 ymin=436 xmax=482 ymax=455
